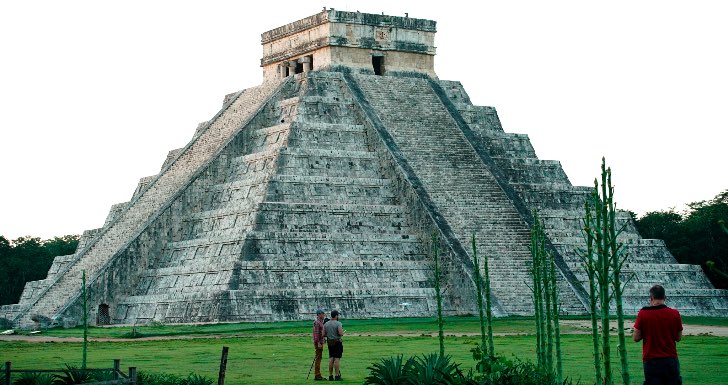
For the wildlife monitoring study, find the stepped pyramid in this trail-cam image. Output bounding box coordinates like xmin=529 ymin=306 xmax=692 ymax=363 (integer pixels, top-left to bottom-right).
xmin=3 ymin=10 xmax=726 ymax=328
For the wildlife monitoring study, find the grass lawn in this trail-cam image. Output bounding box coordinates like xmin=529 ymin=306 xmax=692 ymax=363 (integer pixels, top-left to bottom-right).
xmin=2 ymin=317 xmax=727 ymax=384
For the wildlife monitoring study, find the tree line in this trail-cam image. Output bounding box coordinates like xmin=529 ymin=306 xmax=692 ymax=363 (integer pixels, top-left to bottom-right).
xmin=0 ymin=235 xmax=79 ymax=306
xmin=633 ymin=189 xmax=728 ymax=289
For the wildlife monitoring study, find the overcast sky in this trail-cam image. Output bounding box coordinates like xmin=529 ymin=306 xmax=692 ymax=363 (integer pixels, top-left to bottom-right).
xmin=1 ymin=1 xmax=726 ymax=240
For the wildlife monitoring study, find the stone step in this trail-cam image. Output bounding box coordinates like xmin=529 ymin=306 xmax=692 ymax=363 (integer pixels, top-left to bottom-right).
xmin=278 ymin=148 xmax=380 ymax=178
xmin=255 ymin=202 xmax=412 ymax=234
xmin=282 ymin=147 xmax=376 ymax=159
xmin=480 ymin=135 xmax=537 ymax=158
xmin=245 ymin=123 xmax=291 ymax=153
xmin=292 ymin=121 xmax=366 ymax=132
xmin=299 ymin=95 xmax=355 ymax=105
xmin=288 ymin=123 xmax=368 ymax=151
xmin=352 ymin=73 xmax=547 ymax=316
xmin=202 ymin=177 xmax=270 ymax=208
xmin=245 ymin=231 xmax=423 ymax=258
xmin=266 ymin=175 xmax=396 ymax=205
xmin=294 ymin=96 xmax=359 ymax=124
xmin=135 ymin=269 xmax=235 ymax=295
xmin=230 ymin=147 xmax=281 ymax=167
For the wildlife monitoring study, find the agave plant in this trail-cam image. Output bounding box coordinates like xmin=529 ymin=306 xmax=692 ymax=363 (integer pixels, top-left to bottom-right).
xmin=181 ymin=373 xmax=213 ymax=385
xmin=364 ymin=354 xmax=414 ymax=385
xmin=137 ymin=371 xmax=184 ymax=385
xmin=51 ymin=365 xmax=94 ymax=385
xmin=14 ymin=372 xmax=53 ymax=385
xmin=407 ymin=353 xmax=459 ymax=385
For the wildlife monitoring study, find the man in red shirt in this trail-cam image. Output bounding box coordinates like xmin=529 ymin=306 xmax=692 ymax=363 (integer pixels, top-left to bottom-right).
xmin=633 ymin=284 xmax=683 ymax=385
xmin=312 ymin=309 xmax=327 ymax=381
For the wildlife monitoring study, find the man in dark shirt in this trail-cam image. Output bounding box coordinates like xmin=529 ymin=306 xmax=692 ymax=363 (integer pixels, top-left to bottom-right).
xmin=633 ymin=284 xmax=683 ymax=385
xmin=324 ymin=310 xmax=345 ymax=381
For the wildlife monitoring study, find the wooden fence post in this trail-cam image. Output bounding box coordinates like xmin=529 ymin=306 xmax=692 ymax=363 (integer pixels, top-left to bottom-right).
xmin=113 ymin=359 xmax=120 ymax=381
xmin=4 ymin=362 xmax=10 ymax=385
xmin=128 ymin=367 xmax=137 ymax=385
xmin=218 ymin=346 xmax=229 ymax=385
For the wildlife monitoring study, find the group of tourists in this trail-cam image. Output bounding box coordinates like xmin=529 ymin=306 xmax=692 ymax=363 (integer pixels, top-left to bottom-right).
xmin=308 ymin=285 xmax=684 ymax=384
xmin=312 ymin=309 xmax=344 ymax=381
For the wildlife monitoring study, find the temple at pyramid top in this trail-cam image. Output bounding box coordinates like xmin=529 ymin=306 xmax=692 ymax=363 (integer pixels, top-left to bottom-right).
xmin=261 ymin=9 xmax=437 ymax=79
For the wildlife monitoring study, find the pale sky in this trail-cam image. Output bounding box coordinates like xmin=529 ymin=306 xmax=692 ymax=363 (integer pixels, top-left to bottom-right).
xmin=1 ymin=1 xmax=726 ymax=240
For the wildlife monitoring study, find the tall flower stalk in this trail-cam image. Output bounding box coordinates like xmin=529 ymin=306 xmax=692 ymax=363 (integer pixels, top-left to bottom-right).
xmin=472 ymin=235 xmax=487 ymax=358
xmin=548 ymin=247 xmax=563 ymax=383
xmin=432 ymin=232 xmax=445 ymax=357
xmin=82 ymin=270 xmax=88 ymax=370
xmin=471 ymin=234 xmax=495 ymax=360
xmin=582 ymin=158 xmax=632 ymax=385
xmin=529 ymin=210 xmax=562 ymax=377
xmin=582 ymin=201 xmax=602 ymax=385
xmin=482 ymin=238 xmax=495 ymax=357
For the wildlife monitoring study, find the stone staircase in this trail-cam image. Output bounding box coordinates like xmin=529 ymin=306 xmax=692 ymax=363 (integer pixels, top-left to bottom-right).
xmin=111 ymin=119 xmax=290 ymax=323
xmin=10 ymin=78 xmax=288 ymax=327
xmin=220 ymin=72 xmax=436 ymax=320
xmin=438 ymin=80 xmax=728 ymax=316
xmin=349 ymin=73 xmax=587 ymax=316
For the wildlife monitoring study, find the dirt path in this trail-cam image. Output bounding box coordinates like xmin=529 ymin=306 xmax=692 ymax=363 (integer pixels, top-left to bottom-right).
xmin=2 ymin=321 xmax=726 ymax=343
xmin=560 ymin=319 xmax=728 ymax=337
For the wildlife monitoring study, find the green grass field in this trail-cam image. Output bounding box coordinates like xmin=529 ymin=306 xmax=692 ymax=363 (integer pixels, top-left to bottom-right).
xmin=2 ymin=316 xmax=727 ymax=384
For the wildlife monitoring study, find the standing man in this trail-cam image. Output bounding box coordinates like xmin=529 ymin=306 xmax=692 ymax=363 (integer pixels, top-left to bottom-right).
xmin=633 ymin=284 xmax=683 ymax=385
xmin=312 ymin=309 xmax=326 ymax=381
xmin=324 ymin=310 xmax=345 ymax=381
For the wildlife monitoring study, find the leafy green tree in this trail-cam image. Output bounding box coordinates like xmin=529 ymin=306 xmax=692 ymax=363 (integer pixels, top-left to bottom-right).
xmin=635 ymin=189 xmax=728 ymax=289
xmin=0 ymin=234 xmax=79 ymax=305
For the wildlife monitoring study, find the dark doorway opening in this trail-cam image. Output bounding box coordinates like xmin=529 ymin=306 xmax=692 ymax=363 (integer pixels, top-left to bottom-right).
xmin=295 ymin=61 xmax=304 ymax=74
xmin=372 ymin=56 xmax=384 ymax=75
xmin=97 ymin=304 xmax=111 ymax=325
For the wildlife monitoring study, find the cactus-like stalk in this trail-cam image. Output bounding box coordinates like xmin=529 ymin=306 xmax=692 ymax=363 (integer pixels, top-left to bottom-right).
xmin=594 ymin=177 xmax=614 ymax=385
xmin=472 ymin=234 xmax=487 ymax=359
xmin=82 ymin=270 xmax=88 ymax=370
xmin=582 ymin=200 xmax=603 ymax=385
xmin=549 ymin=248 xmax=563 ymax=384
xmin=583 ymin=158 xmax=634 ymax=385
xmin=530 ymin=219 xmax=545 ymax=367
xmin=605 ymin=164 xmax=631 ymax=385
xmin=531 ymin=210 xmax=557 ymax=372
xmin=482 ymin=238 xmax=495 ymax=356
xmin=543 ymin=228 xmax=554 ymax=373
xmin=432 ymin=232 xmax=445 ymax=357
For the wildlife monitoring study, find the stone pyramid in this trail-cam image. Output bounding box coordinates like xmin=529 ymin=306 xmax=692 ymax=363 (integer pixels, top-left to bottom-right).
xmin=3 ymin=10 xmax=726 ymax=328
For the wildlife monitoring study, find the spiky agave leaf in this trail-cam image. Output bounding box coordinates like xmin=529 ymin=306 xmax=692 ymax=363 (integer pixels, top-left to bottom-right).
xmin=51 ymin=365 xmax=94 ymax=385
xmin=364 ymin=354 xmax=414 ymax=385
xmin=407 ymin=353 xmax=459 ymax=385
xmin=14 ymin=372 xmax=53 ymax=385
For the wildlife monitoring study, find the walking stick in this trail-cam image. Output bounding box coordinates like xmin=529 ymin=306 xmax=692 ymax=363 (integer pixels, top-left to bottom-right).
xmin=306 ymin=355 xmax=316 ymax=380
